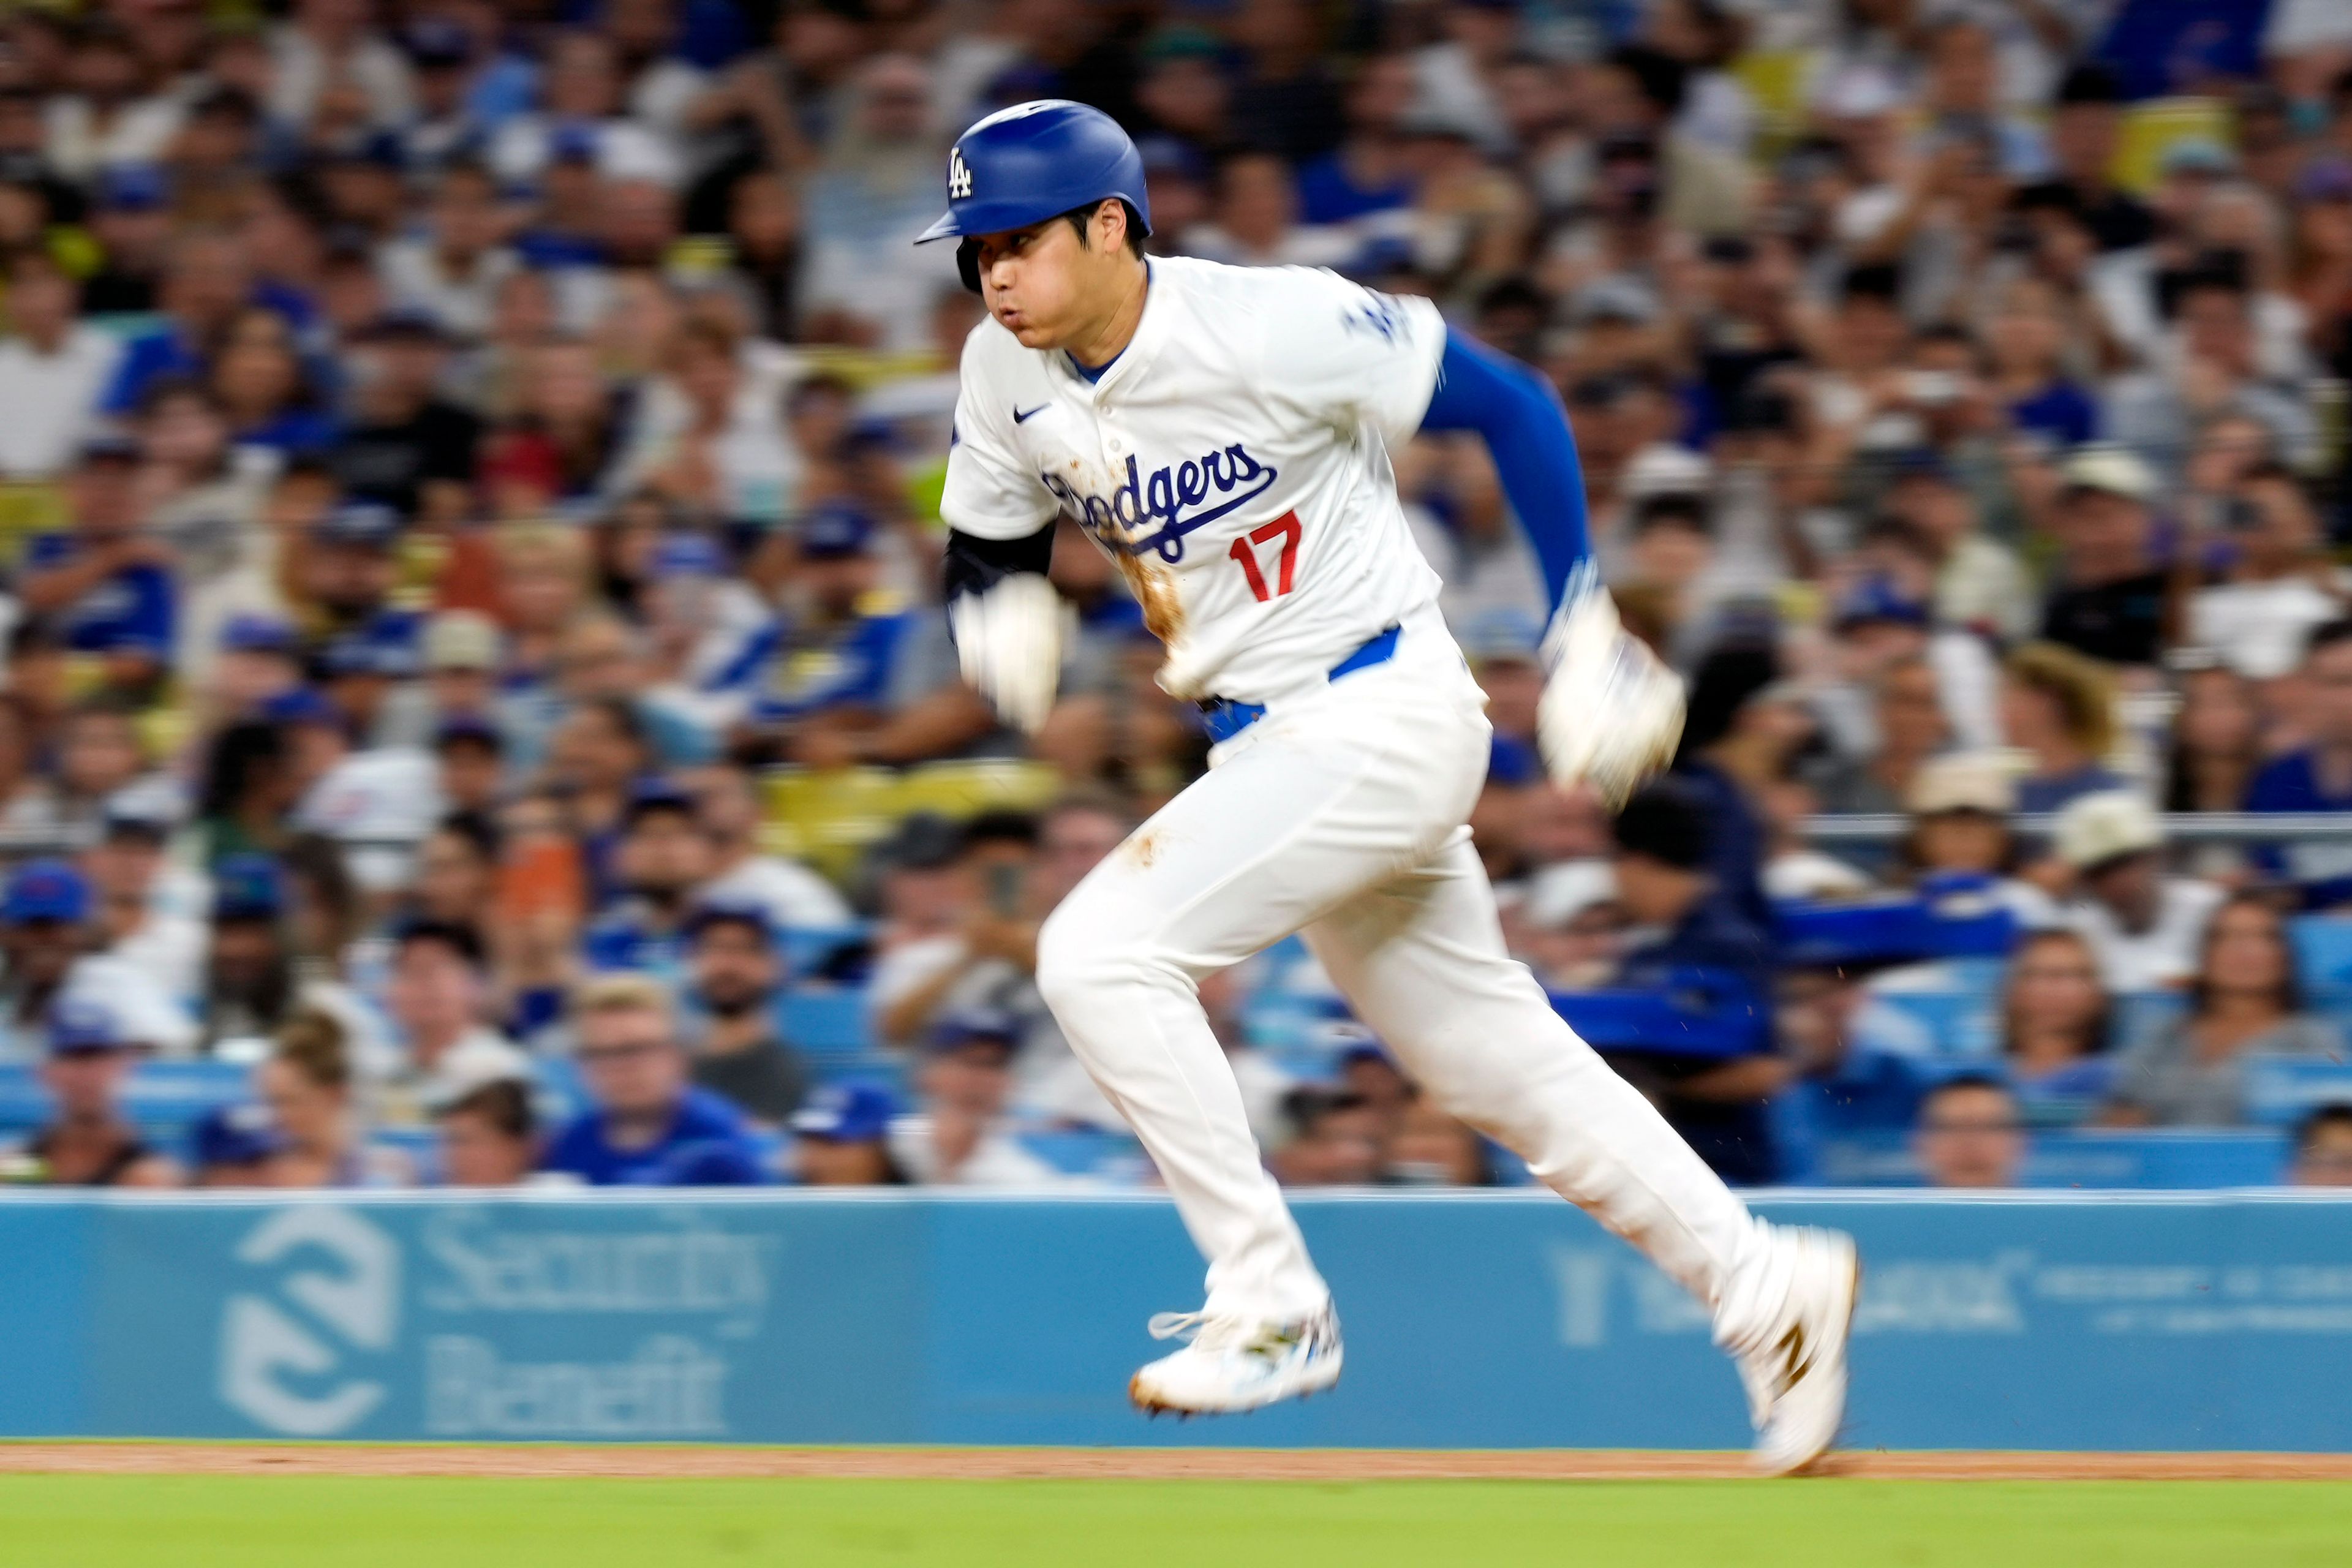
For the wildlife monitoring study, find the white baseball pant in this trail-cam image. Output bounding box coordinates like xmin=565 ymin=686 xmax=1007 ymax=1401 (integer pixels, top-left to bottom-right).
xmin=1034 ymin=610 xmax=1796 ymax=1357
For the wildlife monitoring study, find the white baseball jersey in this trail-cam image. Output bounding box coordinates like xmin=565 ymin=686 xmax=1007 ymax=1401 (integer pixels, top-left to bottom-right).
xmin=941 ymin=257 xmax=1450 ymax=704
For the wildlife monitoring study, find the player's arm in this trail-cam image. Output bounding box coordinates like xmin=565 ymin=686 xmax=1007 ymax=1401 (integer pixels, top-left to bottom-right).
xmin=940 ymin=365 xmax=1065 ymax=734
xmin=1417 ymin=325 xmax=1684 ymax=809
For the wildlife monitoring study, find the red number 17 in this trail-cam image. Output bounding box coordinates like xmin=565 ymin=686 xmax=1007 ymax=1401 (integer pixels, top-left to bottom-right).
xmin=1228 ymin=511 xmax=1302 ymax=602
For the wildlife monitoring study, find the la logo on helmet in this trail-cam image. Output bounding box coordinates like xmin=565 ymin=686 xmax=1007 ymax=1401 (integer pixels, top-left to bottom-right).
xmin=948 ymin=147 xmax=973 ymax=200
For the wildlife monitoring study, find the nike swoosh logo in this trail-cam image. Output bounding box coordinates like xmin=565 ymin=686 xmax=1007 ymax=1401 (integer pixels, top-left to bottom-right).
xmin=1013 ymin=404 xmax=1049 ymax=423
xmin=1773 ymin=1321 xmax=1813 ymax=1398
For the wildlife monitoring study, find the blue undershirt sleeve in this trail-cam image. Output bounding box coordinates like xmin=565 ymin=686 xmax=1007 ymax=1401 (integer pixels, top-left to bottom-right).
xmin=1417 ymin=326 xmax=1592 ymax=612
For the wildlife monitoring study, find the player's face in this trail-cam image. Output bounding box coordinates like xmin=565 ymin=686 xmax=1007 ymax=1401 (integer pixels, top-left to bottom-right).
xmin=968 ymin=213 xmax=1116 ymax=349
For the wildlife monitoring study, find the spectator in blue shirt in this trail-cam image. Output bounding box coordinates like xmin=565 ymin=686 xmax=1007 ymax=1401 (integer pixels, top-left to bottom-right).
xmin=17 ymin=435 xmax=176 ymax=693
xmin=1591 ymin=782 xmax=1781 ymax=1184
xmin=542 ymin=972 xmax=769 ymax=1186
xmin=1768 ymin=961 xmax=1932 ymax=1183
xmin=725 ymin=500 xmax=913 ymax=764
xmin=2247 ymin=618 xmax=2352 ymax=906
xmin=581 ymin=780 xmax=717 ymax=976
xmin=101 ymin=229 xmax=252 ymax=415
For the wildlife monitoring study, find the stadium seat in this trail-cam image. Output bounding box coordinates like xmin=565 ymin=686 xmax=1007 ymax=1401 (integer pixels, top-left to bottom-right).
xmin=779 ymin=989 xmax=875 ymax=1058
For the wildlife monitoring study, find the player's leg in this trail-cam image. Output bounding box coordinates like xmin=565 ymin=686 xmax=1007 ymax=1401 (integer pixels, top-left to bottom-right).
xmin=1032 ymin=658 xmax=1485 ymax=1409
xmin=1303 ymin=832 xmax=1857 ymax=1472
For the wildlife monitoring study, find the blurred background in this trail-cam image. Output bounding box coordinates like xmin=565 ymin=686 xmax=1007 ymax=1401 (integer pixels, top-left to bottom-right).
xmin=0 ymin=0 xmax=2348 ymax=1202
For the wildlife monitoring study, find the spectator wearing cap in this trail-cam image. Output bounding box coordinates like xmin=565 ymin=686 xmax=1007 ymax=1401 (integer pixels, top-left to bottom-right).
xmin=639 ymin=532 xmax=779 ymax=728
xmin=330 ymin=309 xmax=483 ymax=519
xmin=198 ymin=853 xmax=303 ymax=1050
xmin=723 ymin=500 xmax=919 ymax=767
xmin=1897 ymin=752 xmax=2061 ymax=926
xmin=791 ymin=1083 xmax=907 ymax=1185
xmin=186 ymin=1100 xmax=281 ymax=1187
xmin=435 ymin=1077 xmax=539 ymax=1188
xmin=0 ymin=861 xmax=96 ymax=1059
xmin=419 ymin=611 xmax=503 ymax=733
xmin=1912 ymin=1076 xmax=2027 ymax=1189
xmin=78 ymin=164 xmax=173 ymax=315
xmin=317 ymin=620 xmax=429 ymax=747
xmin=393 ymin=18 xmax=487 ymax=174
xmin=0 ymin=998 xmax=177 ymax=1186
xmin=683 ymin=899 xmax=807 ymax=1125
xmin=2037 ymin=448 xmax=2169 ymax=670
xmin=543 ymin=973 xmax=768 ymax=1186
xmin=287 ymin=672 xmax=440 ymax=897
xmin=581 ymin=782 xmax=718 ymax=976
xmin=296 ymin=503 xmax=412 ymax=647
xmin=2187 ymin=466 xmax=2348 ymax=684
xmin=685 ymin=761 xmax=854 ymax=931
xmin=2056 ymin=791 xmax=2226 ymax=992
xmin=1584 ymin=782 xmax=1780 ymax=1183
xmin=0 ymin=253 xmax=123 ymax=481
xmin=17 ymin=432 xmax=175 ymax=693
xmin=210 ymin=613 xmax=304 ymax=717
xmin=2102 ymin=892 xmax=2345 ymax=1126
xmin=2247 ymin=620 xmax=2352 ymax=904
xmin=379 ymin=919 xmax=531 ymax=1126
xmin=2000 ymin=641 xmax=2130 ymax=816
xmin=895 ymin=1006 xmax=1063 ymax=1187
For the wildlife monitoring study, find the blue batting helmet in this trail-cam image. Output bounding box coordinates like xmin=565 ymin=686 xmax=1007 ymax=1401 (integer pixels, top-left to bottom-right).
xmin=914 ymin=100 xmax=1152 ymax=291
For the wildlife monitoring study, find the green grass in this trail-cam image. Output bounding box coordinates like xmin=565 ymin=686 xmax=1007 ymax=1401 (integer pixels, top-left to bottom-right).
xmin=4 ymin=1476 xmax=2352 ymax=1567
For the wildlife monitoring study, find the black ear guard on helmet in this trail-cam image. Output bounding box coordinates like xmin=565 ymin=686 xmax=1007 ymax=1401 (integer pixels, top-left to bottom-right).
xmin=958 ymin=239 xmax=983 ymax=294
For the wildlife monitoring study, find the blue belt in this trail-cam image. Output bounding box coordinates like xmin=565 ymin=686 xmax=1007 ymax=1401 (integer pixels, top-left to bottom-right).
xmin=1197 ymin=625 xmax=1401 ymax=744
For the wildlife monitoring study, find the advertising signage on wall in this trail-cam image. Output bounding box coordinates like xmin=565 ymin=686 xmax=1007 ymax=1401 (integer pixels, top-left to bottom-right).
xmin=2 ymin=1191 xmax=2349 ymax=1450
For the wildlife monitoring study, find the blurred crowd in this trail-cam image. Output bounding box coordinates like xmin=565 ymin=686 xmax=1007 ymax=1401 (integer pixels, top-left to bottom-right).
xmin=7 ymin=0 xmax=2352 ymax=1191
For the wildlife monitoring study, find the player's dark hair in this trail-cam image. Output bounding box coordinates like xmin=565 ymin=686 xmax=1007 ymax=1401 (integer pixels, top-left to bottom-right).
xmin=1061 ymin=198 xmax=1148 ymax=260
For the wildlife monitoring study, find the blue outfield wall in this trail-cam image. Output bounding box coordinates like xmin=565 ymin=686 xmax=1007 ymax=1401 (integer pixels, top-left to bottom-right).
xmin=3 ymin=1191 xmax=2351 ymax=1451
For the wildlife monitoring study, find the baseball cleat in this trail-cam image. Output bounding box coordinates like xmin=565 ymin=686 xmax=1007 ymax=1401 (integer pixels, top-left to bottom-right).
xmin=1128 ymin=1306 xmax=1344 ymax=1415
xmin=1740 ymin=1227 xmax=1860 ymax=1477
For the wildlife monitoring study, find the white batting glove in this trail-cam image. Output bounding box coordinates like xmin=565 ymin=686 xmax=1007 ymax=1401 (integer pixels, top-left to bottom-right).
xmin=948 ymin=573 xmax=1064 ymax=735
xmin=1536 ymin=564 xmax=1686 ymax=812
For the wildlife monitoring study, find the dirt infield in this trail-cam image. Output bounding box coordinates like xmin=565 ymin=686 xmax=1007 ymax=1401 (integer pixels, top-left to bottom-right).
xmin=1 ymin=1444 xmax=2348 ymax=1482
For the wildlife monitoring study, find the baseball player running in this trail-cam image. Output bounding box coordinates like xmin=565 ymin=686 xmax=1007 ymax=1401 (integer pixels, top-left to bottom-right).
xmin=921 ymin=100 xmax=1858 ymax=1474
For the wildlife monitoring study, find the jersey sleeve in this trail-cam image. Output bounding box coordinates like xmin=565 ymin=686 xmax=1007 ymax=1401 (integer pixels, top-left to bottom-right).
xmin=1258 ymin=268 xmax=1448 ymax=447
xmin=940 ymin=337 xmax=1059 ymax=542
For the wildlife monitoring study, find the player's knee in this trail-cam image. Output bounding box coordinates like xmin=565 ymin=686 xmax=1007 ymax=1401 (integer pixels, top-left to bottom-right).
xmin=1035 ymin=905 xmax=1158 ymax=1015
